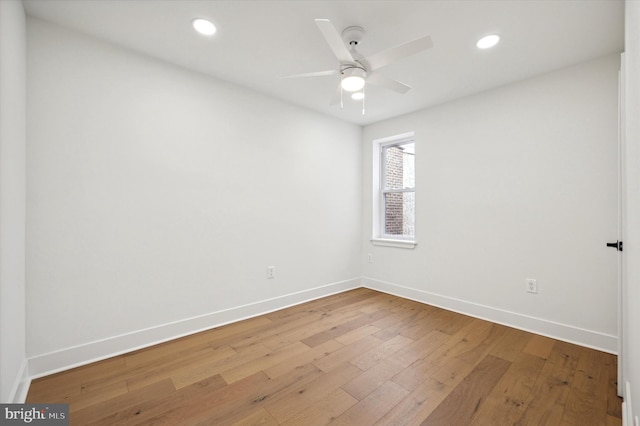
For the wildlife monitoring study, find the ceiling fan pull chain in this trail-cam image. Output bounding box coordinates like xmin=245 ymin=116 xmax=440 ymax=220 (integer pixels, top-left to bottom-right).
xmin=362 ymin=85 xmax=366 ymax=115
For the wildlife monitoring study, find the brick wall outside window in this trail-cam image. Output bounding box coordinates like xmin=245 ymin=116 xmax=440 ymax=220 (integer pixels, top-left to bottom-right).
xmin=383 ymin=143 xmax=415 ymax=237
xmin=385 ymin=146 xmax=405 ymax=235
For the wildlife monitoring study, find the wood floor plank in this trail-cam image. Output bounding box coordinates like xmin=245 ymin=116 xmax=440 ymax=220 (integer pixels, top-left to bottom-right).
xmin=220 ymin=341 xmax=311 ymax=384
xmin=392 ymin=329 xmax=451 ymax=368
xmin=278 ymin=388 xmax=358 ymax=426
xmin=386 ymin=307 xmax=437 ymax=340
xmin=262 ymin=339 xmax=344 ymax=379
xmin=421 ymin=319 xmax=492 ymax=369
xmin=378 ymin=378 xmax=451 ymax=425
xmin=350 ymin=333 xmax=414 ymax=371
xmin=143 ymin=365 xmax=317 ymax=425
xmin=572 ymin=347 xmax=612 ymax=398
xmin=70 ymin=379 xmax=177 ymax=426
xmin=129 ymin=372 xmax=265 ymax=426
xmin=560 ymin=347 xmax=615 ymax=425
xmin=28 ymin=356 xmax=128 ymax=404
xmin=314 ymin=288 xmax=382 ymax=314
xmin=125 ymin=335 xmax=226 ymax=368
xmin=489 ymin=327 xmax=534 ymax=361
xmin=121 ymin=374 xmax=226 ymax=425
xmin=357 ymin=294 xmax=399 ymax=314
xmin=335 ymin=324 xmax=381 ymax=345
xmin=392 ymin=330 xmax=458 ymax=391
xmin=79 ymin=369 xmax=132 ymax=399
xmin=331 ymin=380 xmax=409 ymax=425
xmin=25 ymin=289 xmax=620 ymax=425
xmin=191 ymin=364 xmax=324 ymax=425
xmin=71 ymin=380 xmax=129 ymax=414
xmin=470 ymin=352 xmax=545 ymax=425
xmin=328 ymin=291 xmax=401 ymax=316
xmin=27 ymin=374 xmax=83 ymax=404
xmin=421 ymin=355 xmax=512 ymax=425
xmin=448 ymin=322 xmax=509 ymax=366
xmin=230 ymin=408 xmax=278 ymax=426
xmin=607 ymin=415 xmax=623 ymax=426
xmin=301 ymin=309 xmax=392 ymax=348
xmin=126 ymin=345 xmax=231 ymax=391
xmin=417 ymin=307 xmax=475 ymax=337
xmin=429 ymin=356 xmax=476 ymax=388
xmin=225 ymin=312 xmax=324 ymax=352
xmin=252 ymin=309 xmax=363 ymax=351
xmin=264 ymin=362 xmax=361 ymax=423
xmin=439 ymin=318 xmax=493 ymax=355
xmin=395 ymin=309 xmax=441 ymax=340
xmin=261 ymin=289 xmax=363 ymax=320
xmin=512 ymin=340 xmax=583 ymax=425
xmin=189 ymin=316 xmax=274 ymax=352
xmin=522 ymin=334 xmax=556 ymax=359
xmin=169 ymin=347 xmax=239 ymax=389
xmin=561 ymin=387 xmax=608 ymax=426
xmin=342 ymin=358 xmax=405 ymax=401
xmin=312 ymin=334 xmax=382 ymax=373
xmin=440 ymin=309 xmax=479 ymax=335
xmin=369 ymin=300 xmax=432 ymax=331
xmin=170 ymin=343 xmax=266 ymax=389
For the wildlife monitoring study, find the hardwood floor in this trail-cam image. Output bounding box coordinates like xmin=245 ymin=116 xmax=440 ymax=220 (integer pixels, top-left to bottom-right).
xmin=27 ymin=288 xmax=622 ymax=425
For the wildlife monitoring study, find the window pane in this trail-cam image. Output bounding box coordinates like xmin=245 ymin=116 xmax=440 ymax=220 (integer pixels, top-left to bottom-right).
xmin=384 ymin=191 xmax=415 ymax=237
xmin=383 ymin=143 xmax=415 ymax=190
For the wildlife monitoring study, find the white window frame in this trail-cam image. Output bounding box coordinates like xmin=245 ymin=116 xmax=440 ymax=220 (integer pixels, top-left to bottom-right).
xmin=371 ymin=132 xmax=417 ymax=249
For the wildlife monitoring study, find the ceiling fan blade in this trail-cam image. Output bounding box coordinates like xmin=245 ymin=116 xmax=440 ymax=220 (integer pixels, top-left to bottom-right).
xmin=315 ymin=19 xmax=355 ymax=64
xmin=281 ymin=70 xmax=338 ymax=79
xmin=366 ymin=73 xmax=412 ymax=94
xmin=360 ymin=35 xmax=433 ymax=71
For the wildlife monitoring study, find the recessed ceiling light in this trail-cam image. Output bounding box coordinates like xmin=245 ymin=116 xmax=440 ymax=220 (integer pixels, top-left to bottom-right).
xmin=476 ymin=34 xmax=500 ymax=49
xmin=351 ymin=92 xmax=365 ymax=100
xmin=192 ymin=18 xmax=216 ymax=36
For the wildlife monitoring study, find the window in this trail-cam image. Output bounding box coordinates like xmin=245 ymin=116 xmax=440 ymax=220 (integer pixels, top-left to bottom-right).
xmin=372 ymin=132 xmax=417 ymax=248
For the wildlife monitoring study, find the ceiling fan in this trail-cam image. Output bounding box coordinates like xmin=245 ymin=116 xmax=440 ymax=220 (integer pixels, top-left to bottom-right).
xmin=283 ymin=19 xmax=433 ymax=111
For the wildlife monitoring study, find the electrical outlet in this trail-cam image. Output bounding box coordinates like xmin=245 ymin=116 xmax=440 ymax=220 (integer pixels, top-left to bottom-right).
xmin=267 ymin=266 xmax=275 ymax=279
xmin=526 ymin=278 xmax=537 ymax=294
xmin=367 ymin=253 xmax=373 ymax=263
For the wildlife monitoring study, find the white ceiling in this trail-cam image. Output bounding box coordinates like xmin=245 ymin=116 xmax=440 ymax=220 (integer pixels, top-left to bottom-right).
xmin=23 ymin=0 xmax=624 ymax=126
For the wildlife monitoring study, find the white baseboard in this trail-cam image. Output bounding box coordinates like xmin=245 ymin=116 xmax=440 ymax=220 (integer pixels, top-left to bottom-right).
xmin=623 ymin=381 xmax=637 ymax=426
xmin=28 ymin=278 xmax=361 ymax=379
xmin=363 ymin=277 xmax=617 ymax=354
xmin=7 ymin=359 xmax=29 ymax=403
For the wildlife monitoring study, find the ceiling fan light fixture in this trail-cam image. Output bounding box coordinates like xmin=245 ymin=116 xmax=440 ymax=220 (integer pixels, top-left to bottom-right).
xmin=342 ymin=76 xmax=365 ymax=92
xmin=341 ymin=67 xmax=366 ymax=92
xmin=351 ymin=92 xmax=365 ymax=100
xmin=476 ymin=34 xmax=500 ymax=49
xmin=192 ymin=18 xmax=217 ymax=36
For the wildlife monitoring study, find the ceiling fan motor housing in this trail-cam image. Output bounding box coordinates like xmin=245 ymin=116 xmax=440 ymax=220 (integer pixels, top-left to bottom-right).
xmin=342 ymin=26 xmax=365 ymax=46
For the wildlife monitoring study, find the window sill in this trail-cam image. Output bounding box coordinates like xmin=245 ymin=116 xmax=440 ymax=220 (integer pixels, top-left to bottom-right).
xmin=370 ymin=238 xmax=417 ymax=249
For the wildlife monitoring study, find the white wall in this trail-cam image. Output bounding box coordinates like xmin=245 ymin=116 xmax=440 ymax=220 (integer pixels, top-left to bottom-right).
xmin=623 ymin=0 xmax=640 ymax=420
xmin=26 ymin=18 xmax=361 ymax=374
xmin=362 ymin=54 xmax=620 ymax=352
xmin=0 ymin=0 xmax=27 ymax=403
